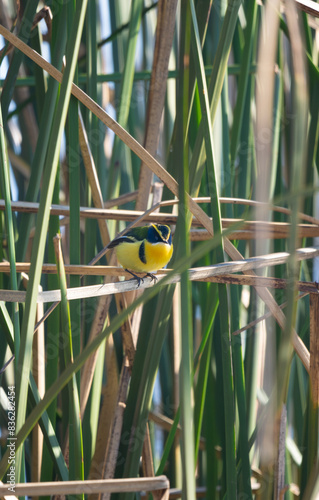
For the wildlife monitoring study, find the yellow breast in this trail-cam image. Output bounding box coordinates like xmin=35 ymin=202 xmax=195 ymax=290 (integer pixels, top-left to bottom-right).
xmin=115 ymin=240 xmax=173 ymax=273
xmin=143 ymin=241 xmax=173 ymax=271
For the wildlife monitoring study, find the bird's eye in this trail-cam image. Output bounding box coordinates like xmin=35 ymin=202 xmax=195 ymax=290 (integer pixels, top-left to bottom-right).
xmin=148 ymin=226 xmax=163 ymax=243
xmin=160 ymin=227 xmax=169 ymax=241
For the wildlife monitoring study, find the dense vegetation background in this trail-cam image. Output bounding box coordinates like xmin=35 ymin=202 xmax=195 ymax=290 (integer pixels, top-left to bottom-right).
xmin=0 ymin=0 xmax=319 ymax=498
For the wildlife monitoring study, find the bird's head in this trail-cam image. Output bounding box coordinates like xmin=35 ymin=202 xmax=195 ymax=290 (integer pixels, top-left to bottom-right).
xmin=147 ymin=224 xmax=172 ymax=245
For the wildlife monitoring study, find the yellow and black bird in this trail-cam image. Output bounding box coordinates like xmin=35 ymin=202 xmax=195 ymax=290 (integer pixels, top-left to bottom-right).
xmin=108 ymin=223 xmax=173 ymax=286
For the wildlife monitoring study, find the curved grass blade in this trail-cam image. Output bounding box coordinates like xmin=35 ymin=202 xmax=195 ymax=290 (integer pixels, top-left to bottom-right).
xmin=67 ymin=0 xmax=81 ymax=387
xmin=277 ymin=0 xmax=308 ymax=404
xmin=107 ymin=0 xmax=144 ymax=200
xmin=16 ymin=4 xmax=68 ymax=263
xmin=54 ymin=235 xmax=84 ymax=490
xmin=0 ymin=301 xmax=67 ymax=480
xmin=14 ymin=0 xmax=89 ymax=481
xmin=189 ymin=0 xmax=237 ymax=495
xmin=189 ymin=0 xmax=244 ymax=187
xmin=0 ymin=99 xmax=20 ymax=356
xmin=230 ymin=0 xmax=258 ymax=169
xmin=116 ymin=286 xmax=176 ymax=500
xmin=28 ymin=375 xmax=69 ymax=481
xmin=177 ymin=4 xmax=196 ymax=499
xmin=0 ymin=0 xmax=38 ymax=121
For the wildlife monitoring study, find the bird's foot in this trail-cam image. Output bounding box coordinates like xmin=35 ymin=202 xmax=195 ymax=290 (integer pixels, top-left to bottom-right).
xmin=125 ymin=270 xmax=157 ymax=287
xmin=125 ymin=269 xmax=144 ymax=287
xmin=145 ymin=272 xmax=157 ymax=283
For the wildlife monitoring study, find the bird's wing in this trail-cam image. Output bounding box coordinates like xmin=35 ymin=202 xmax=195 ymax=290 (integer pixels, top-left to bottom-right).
xmin=108 ymin=235 xmax=137 ymax=249
xmin=125 ymin=226 xmax=149 ymax=240
xmin=108 ymin=226 xmax=149 ymax=249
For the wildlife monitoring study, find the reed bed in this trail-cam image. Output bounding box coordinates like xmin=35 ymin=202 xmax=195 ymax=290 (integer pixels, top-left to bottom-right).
xmin=0 ymin=1 xmax=319 ymax=499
